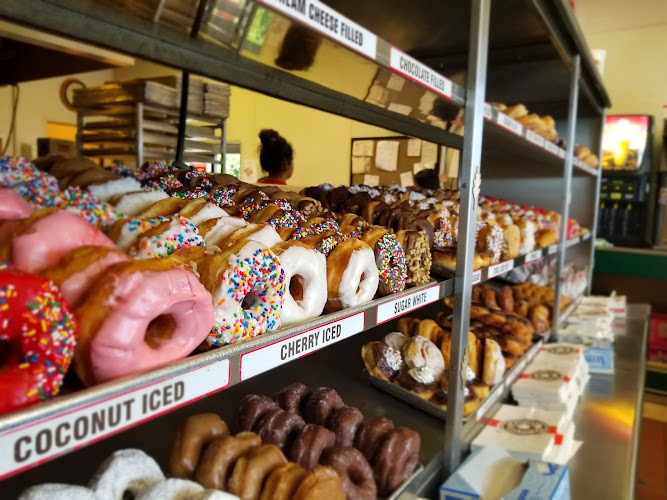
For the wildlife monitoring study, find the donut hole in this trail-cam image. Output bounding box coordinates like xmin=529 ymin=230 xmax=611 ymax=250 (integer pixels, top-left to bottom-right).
xmin=356 ymin=272 xmax=368 ymax=294
xmin=289 ymin=274 xmax=305 ymax=303
xmin=145 ymin=314 xmax=176 ymax=348
xmin=0 ymin=339 xmax=21 ymax=370
xmin=241 ymin=293 xmax=257 ymax=310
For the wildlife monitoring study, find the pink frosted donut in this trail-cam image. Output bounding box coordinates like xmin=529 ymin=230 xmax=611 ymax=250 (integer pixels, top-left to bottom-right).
xmin=73 ymin=257 xmax=214 ymax=386
xmin=0 ymin=208 xmax=116 ymax=273
xmin=0 ymin=188 xmax=33 ymax=220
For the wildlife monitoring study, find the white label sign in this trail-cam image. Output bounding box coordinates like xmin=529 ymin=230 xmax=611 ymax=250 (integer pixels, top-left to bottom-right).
xmin=389 ymin=47 xmax=452 ymax=98
xmin=376 ymin=284 xmax=440 ymax=324
xmin=559 ymin=148 xmax=567 ymax=159
xmin=260 ymin=0 xmax=377 ymax=59
xmin=497 ymin=113 xmax=523 ymax=135
xmin=525 ymin=249 xmax=543 ymax=263
xmin=488 ymin=260 xmax=514 ymax=278
xmin=525 ymin=130 xmax=546 ymax=148
xmin=548 ymin=245 xmax=559 ymax=255
xmin=484 ymin=103 xmax=493 ymax=119
xmin=0 ymin=360 xmax=230 ymax=479
xmin=240 ymin=312 xmax=365 ymax=380
xmin=471 ymin=270 xmax=482 ymax=285
xmin=566 ymin=236 xmax=580 ymax=248
xmin=545 ymin=141 xmax=560 ymax=156
xmin=475 ymin=391 xmax=500 ymax=421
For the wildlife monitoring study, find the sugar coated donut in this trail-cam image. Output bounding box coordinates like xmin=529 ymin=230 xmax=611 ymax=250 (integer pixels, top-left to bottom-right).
xmin=228 ymin=444 xmax=287 ymax=500
xmin=321 ymin=447 xmax=376 ymax=500
xmin=129 ymin=214 xmax=204 ymax=259
xmin=290 ymin=424 xmax=336 ymax=470
xmin=41 ymin=246 xmax=129 ymax=308
xmin=0 ymin=188 xmax=33 ymax=219
xmin=1 ymin=208 xmax=116 ymax=273
xmin=198 ymin=240 xmax=285 ymax=347
xmin=74 ymin=256 xmax=214 ymax=386
xmin=169 ymin=413 xmax=230 ymax=478
xmin=195 ymin=432 xmax=261 ymax=490
xmin=135 ymin=478 xmax=203 ymax=500
xmin=260 ymin=462 xmax=308 ymax=500
xmin=18 ymin=484 xmax=96 ymax=500
xmin=0 ymin=268 xmax=77 ymax=414
xmin=272 ymin=241 xmax=326 ymax=326
xmin=88 ymin=449 xmax=165 ymax=500
xmin=324 ymin=238 xmax=379 ymax=313
xmin=232 ymin=394 xmax=279 ymax=433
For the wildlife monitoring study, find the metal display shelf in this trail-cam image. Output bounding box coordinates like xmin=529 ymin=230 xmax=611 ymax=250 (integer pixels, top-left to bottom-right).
xmin=0 ymin=279 xmax=452 ymax=480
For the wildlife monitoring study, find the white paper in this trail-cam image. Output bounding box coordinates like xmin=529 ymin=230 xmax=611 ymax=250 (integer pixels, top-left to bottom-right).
xmin=418 ymin=91 xmax=436 ymax=114
xmin=387 ymin=102 xmax=412 ymax=115
xmin=241 ymin=159 xmax=258 ymax=183
xmin=413 ymin=162 xmax=427 ymax=175
xmin=352 ymin=140 xmax=374 ymax=157
xmin=407 ymin=138 xmax=421 ymax=157
xmin=366 ymin=82 xmax=385 ymax=105
xmin=400 ymin=172 xmax=414 ymax=187
xmin=375 ymin=140 xmax=399 ymax=172
xmin=351 ymin=156 xmax=367 ymax=174
xmin=421 ymin=141 xmax=438 ymax=164
xmin=363 ymin=174 xmax=380 ymax=186
xmin=386 ymin=73 xmax=405 ymax=91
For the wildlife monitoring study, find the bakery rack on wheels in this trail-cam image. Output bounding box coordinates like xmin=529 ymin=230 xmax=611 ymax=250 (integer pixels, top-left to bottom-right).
xmin=0 ymin=0 xmax=634 ymax=498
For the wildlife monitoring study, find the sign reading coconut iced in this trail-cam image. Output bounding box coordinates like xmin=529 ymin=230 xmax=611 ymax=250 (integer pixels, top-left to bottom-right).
xmin=389 ymin=47 xmax=452 ymax=98
xmin=260 ymin=0 xmax=377 ymax=59
xmin=376 ymin=284 xmax=440 ymax=324
xmin=0 ymin=360 xmax=230 ymax=479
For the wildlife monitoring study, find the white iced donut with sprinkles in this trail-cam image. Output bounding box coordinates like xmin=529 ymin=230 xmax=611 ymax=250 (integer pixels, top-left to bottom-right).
xmin=198 ymin=239 xmax=286 ymax=346
xmin=129 ymin=214 xmax=204 ymax=259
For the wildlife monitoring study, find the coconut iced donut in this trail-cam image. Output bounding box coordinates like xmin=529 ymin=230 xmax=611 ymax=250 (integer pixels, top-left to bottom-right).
xmin=272 ymin=240 xmax=327 ymax=326
xmin=325 ymin=238 xmax=379 ymax=313
xmin=129 ymin=214 xmax=204 ymax=259
xmin=74 ymin=256 xmax=214 ymax=385
xmin=198 ymin=239 xmax=285 ymax=347
xmin=88 ymin=449 xmax=165 ymax=500
xmin=18 ymin=484 xmax=97 ymax=500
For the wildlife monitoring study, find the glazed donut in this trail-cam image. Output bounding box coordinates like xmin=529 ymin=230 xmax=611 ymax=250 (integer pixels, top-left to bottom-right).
xmin=353 ymin=416 xmax=394 ymax=462
xmin=322 ymin=447 xmax=376 ymax=500
xmin=290 ymin=423 xmax=336 ymax=470
xmin=88 ymin=449 xmax=165 ymax=500
xmin=255 ymin=408 xmax=306 ymax=451
xmin=417 ymin=319 xmax=445 ymax=345
xmin=497 ymin=285 xmax=515 ymax=314
xmin=259 ymin=462 xmax=308 ymax=500
xmin=293 ymin=465 xmax=345 ymax=500
xmin=361 ymin=341 xmax=402 ymax=382
xmin=303 ymin=387 xmax=344 ymax=426
xmin=0 ymin=208 xmax=116 ymax=273
xmin=326 ymin=406 xmax=364 ymax=448
xmin=396 ymin=317 xmax=421 ymax=337
xmin=361 ymin=227 xmax=407 ymax=296
xmin=395 ymin=229 xmax=431 ymax=287
xmin=0 ymin=268 xmax=77 ymax=414
xmin=0 ymin=188 xmax=33 ymax=219
xmin=128 ymin=214 xmax=204 ymax=259
xmin=232 ymin=395 xmax=279 ymax=433
xmin=274 ymin=382 xmax=312 ymax=414
xmin=111 ymin=190 xmax=169 ymax=216
xmin=228 ymin=444 xmax=287 ymax=500
xmin=198 ymin=239 xmax=285 ymax=347
xmin=272 ymin=241 xmax=326 ymax=326
xmin=198 ymin=216 xmax=247 ymax=247
xmin=41 ymin=245 xmax=129 ymax=308
xmin=73 ymin=256 xmax=214 ymax=386
xmin=195 ymin=432 xmax=262 ymax=490
xmin=480 ymin=287 xmax=500 ymax=310
xmin=324 ymin=238 xmax=379 ymax=313
xmin=169 ymin=413 xmax=230 ymax=478
xmin=372 ymin=427 xmax=420 ymax=495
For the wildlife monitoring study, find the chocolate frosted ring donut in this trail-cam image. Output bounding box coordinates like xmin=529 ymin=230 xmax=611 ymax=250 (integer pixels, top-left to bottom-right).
xmin=372 ymin=427 xmax=421 ymax=495
xmin=322 ymin=447 xmax=376 ymax=500
xmin=232 ymin=394 xmax=279 ymax=434
xmin=290 ymin=423 xmax=336 ymax=470
xmin=255 ymin=408 xmax=306 ymax=452
xmin=169 ymin=414 xmax=230 ymax=479
xmin=303 ymin=387 xmax=344 ymax=426
xmin=353 ymin=416 xmax=394 ymax=462
xmin=274 ymin=382 xmax=313 ymax=414
xmin=326 ymin=406 xmax=364 ymax=448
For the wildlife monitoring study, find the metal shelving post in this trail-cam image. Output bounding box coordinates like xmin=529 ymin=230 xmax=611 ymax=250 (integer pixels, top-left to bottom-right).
xmin=444 ymin=0 xmax=490 ymax=477
xmin=587 ymin=110 xmax=605 ymax=294
xmin=553 ymin=55 xmax=581 ymax=328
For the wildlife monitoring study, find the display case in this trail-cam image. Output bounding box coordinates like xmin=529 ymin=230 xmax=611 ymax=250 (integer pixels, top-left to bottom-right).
xmin=0 ymin=0 xmax=610 ymax=496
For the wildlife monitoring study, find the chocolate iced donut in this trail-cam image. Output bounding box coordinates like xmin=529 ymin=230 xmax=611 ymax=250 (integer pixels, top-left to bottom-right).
xmin=255 ymin=408 xmax=306 ymax=452
xmin=353 ymin=416 xmax=394 ymax=462
xmin=372 ymin=427 xmax=420 ymax=495
xmin=290 ymin=424 xmax=336 ymax=470
xmin=274 ymin=382 xmax=312 ymax=414
xmin=326 ymin=406 xmax=365 ymax=448
xmin=303 ymin=387 xmax=344 ymax=426
xmin=322 ymin=447 xmax=376 ymax=500
xmin=232 ymin=394 xmax=279 ymax=433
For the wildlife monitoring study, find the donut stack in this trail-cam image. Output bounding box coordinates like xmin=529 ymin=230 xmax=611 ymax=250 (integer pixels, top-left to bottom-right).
xmin=230 ymin=383 xmax=421 ymax=497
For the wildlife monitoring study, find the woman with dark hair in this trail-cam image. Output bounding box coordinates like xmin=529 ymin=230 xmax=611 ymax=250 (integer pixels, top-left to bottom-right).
xmin=414 ymin=168 xmax=441 ymax=190
xmin=257 ymin=129 xmax=294 ymax=185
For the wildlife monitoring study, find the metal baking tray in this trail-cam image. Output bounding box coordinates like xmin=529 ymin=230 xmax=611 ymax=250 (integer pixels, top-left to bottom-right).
xmin=386 ymin=463 xmax=425 ymax=500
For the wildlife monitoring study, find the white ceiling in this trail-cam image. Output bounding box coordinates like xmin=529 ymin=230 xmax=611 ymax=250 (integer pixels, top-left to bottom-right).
xmin=574 ymin=0 xmax=667 ymax=34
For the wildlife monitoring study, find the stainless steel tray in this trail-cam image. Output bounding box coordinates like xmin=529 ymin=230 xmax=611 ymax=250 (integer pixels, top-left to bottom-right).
xmin=386 ymin=463 xmax=425 ymax=500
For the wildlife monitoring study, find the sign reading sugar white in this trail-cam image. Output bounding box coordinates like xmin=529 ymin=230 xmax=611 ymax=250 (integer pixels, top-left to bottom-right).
xmin=545 ymin=141 xmax=560 ymax=156
xmin=484 ymin=103 xmax=493 ymax=119
xmin=525 ymin=249 xmax=543 ymax=263
xmin=389 ymin=47 xmax=452 ymax=98
xmin=488 ymin=260 xmax=514 ymax=278
xmin=260 ymin=0 xmax=377 ymax=59
xmin=0 ymin=360 xmax=230 ymax=479
xmin=497 ymin=113 xmax=523 ymax=135
xmin=526 ymin=130 xmax=546 ymax=147
xmin=376 ymin=284 xmax=440 ymax=324
xmin=240 ymin=312 xmax=365 ymax=380
xmin=472 ymin=270 xmax=482 ymax=285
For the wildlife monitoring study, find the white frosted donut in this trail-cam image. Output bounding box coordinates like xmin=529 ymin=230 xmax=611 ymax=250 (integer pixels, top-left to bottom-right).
xmin=135 ymin=478 xmax=203 ymax=500
xmin=221 ymin=223 xmax=282 ymax=250
xmin=109 ymin=216 xmax=168 ymax=252
xmin=325 ymin=238 xmax=379 ymax=312
xmin=272 ymin=240 xmax=327 ymax=326
xmin=88 ymin=449 xmax=165 ymax=500
xmin=18 ymin=484 xmax=96 ymax=500
xmin=88 ymin=177 xmax=142 ymax=202
xmin=114 ymin=190 xmax=169 ymax=216
xmin=200 ymin=216 xmax=248 ymax=247
xmin=198 ymin=239 xmax=285 ymax=347
xmin=129 ymin=214 xmax=204 ymax=259
xmin=187 ymin=202 xmax=228 ymax=226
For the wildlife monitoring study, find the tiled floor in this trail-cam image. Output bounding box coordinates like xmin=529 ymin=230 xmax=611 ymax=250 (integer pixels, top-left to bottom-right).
xmin=637 ymin=394 xmax=667 ymax=500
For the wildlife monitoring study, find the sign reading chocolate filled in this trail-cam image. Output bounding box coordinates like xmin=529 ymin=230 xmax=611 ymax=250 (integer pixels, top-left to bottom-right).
xmin=260 ymin=0 xmax=377 ymax=59
xmin=240 ymin=312 xmax=365 ymax=380
xmin=376 ymin=284 xmax=441 ymax=324
xmin=389 ymin=47 xmax=453 ymax=98
xmin=0 ymin=360 xmax=231 ymax=479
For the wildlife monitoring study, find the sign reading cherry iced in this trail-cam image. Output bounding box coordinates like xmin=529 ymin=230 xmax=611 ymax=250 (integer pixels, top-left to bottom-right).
xmin=0 ymin=360 xmax=231 ymax=479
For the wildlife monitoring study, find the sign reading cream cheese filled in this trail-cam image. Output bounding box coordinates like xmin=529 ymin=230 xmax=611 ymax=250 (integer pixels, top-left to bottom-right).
xmin=376 ymin=284 xmax=440 ymax=324
xmin=260 ymin=0 xmax=376 ymax=59
xmin=389 ymin=47 xmax=452 ymax=98
xmin=0 ymin=360 xmax=230 ymax=479
xmin=240 ymin=312 xmax=365 ymax=380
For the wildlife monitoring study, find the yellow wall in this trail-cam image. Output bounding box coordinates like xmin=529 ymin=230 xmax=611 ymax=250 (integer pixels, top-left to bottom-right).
xmin=584 ymin=24 xmax=667 ymax=166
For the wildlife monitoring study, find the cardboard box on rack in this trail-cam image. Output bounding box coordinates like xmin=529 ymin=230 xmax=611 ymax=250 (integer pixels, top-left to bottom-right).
xmin=440 ymin=443 xmax=570 ymax=500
